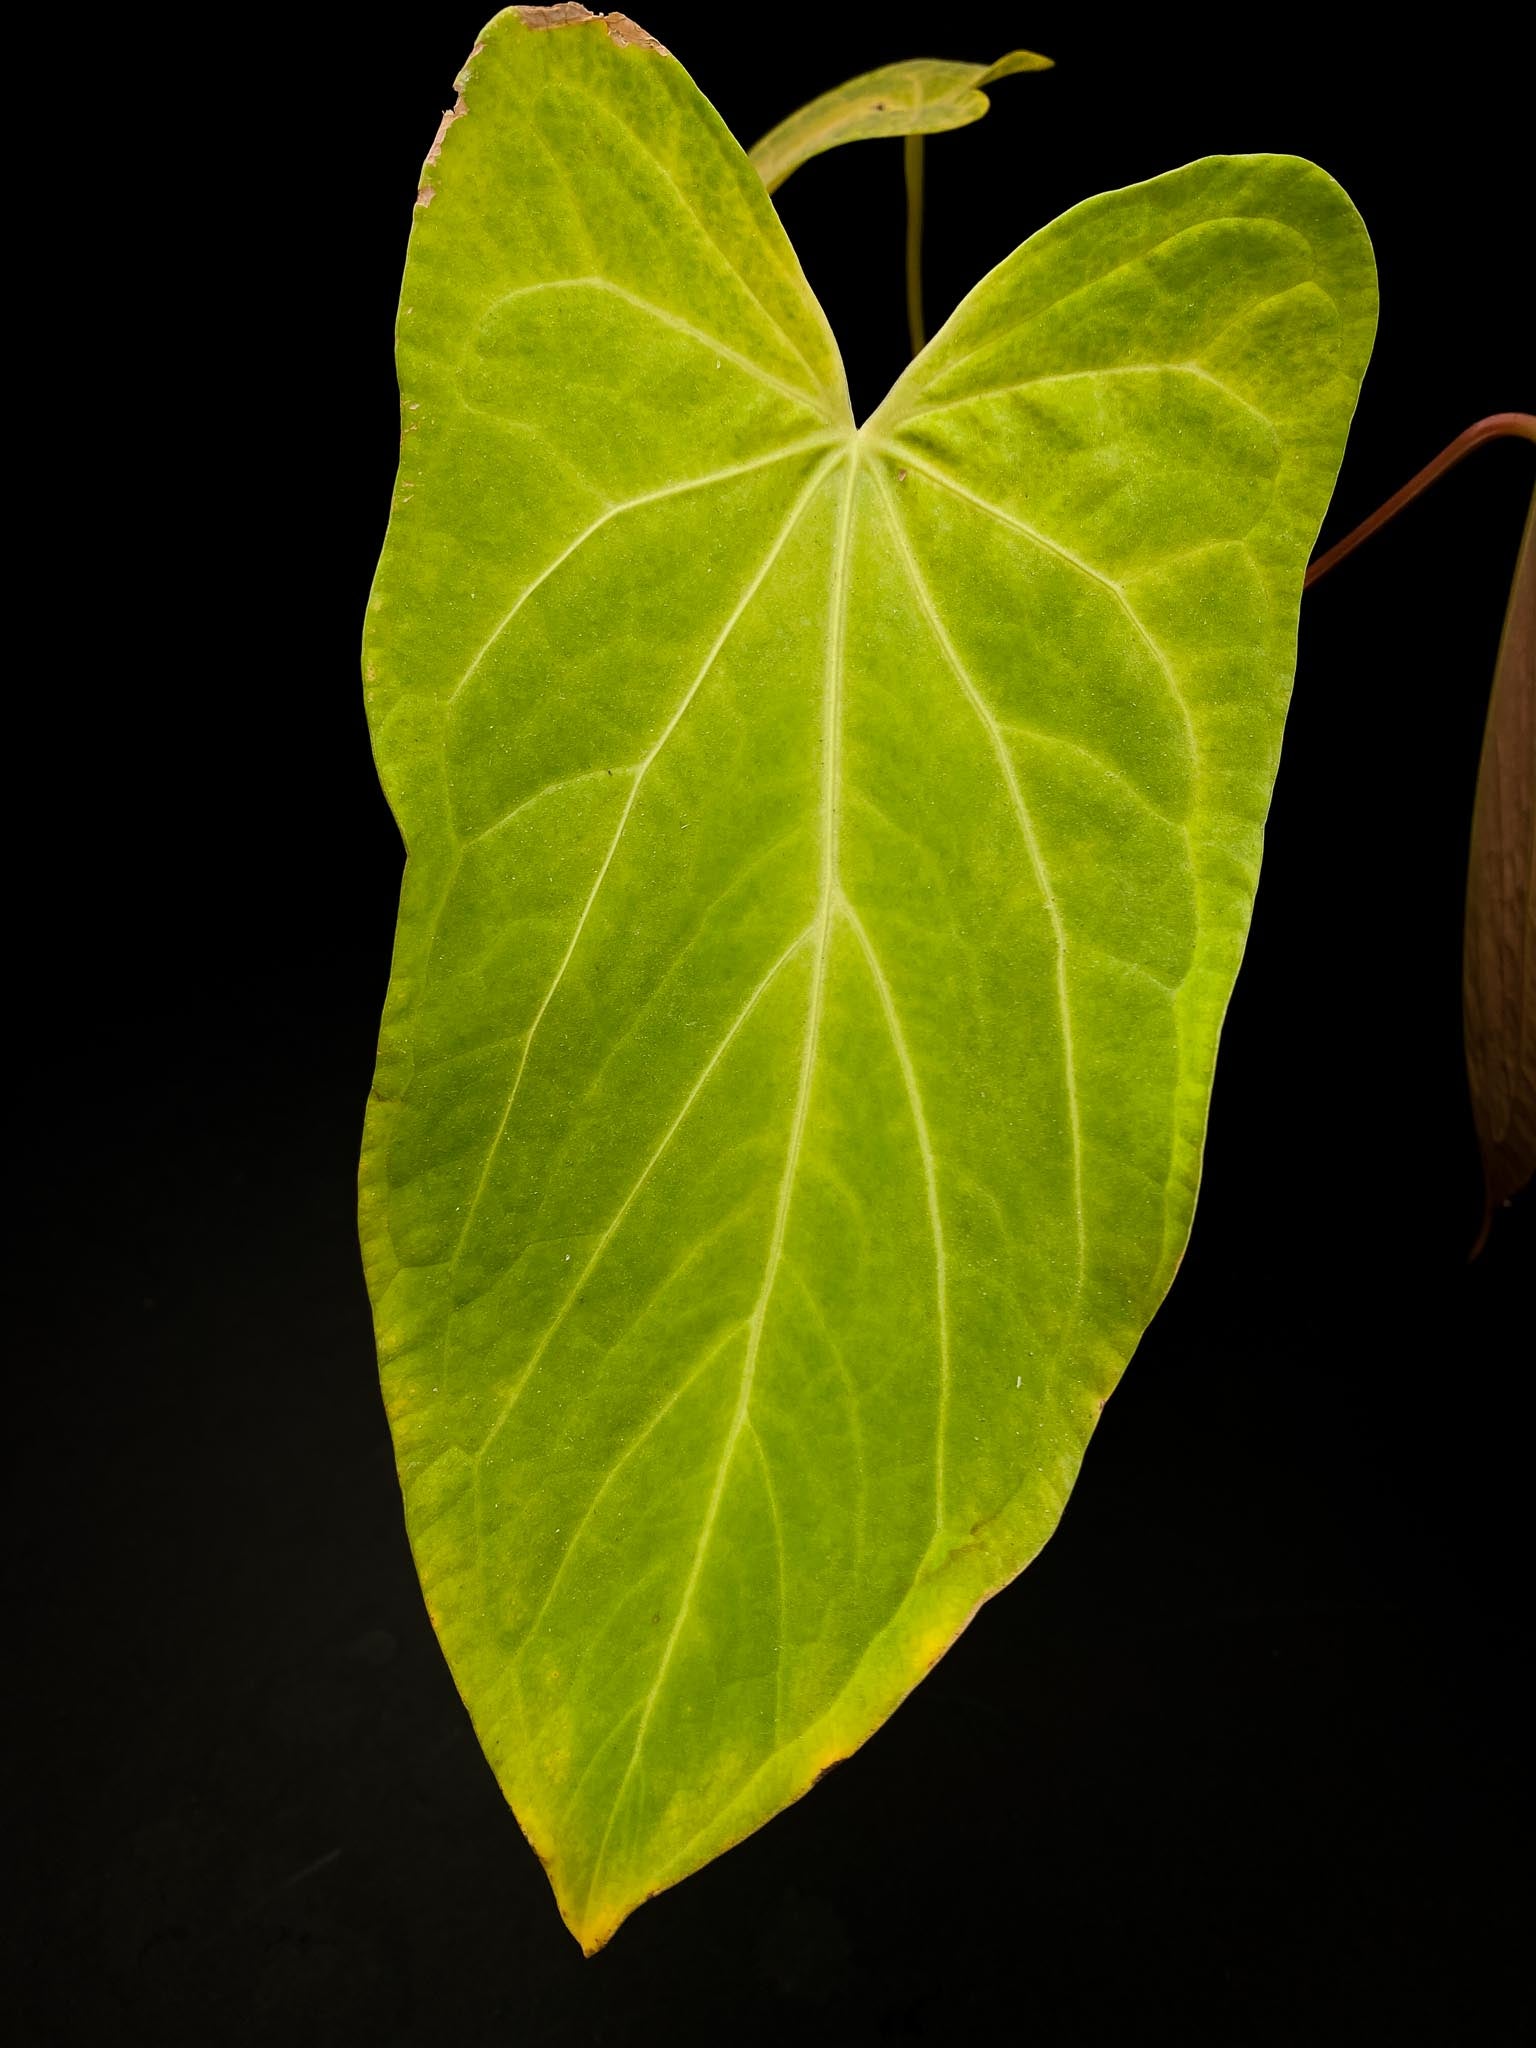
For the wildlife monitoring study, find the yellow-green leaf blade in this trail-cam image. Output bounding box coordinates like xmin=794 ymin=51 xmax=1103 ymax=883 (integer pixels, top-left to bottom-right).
xmin=362 ymin=7 xmax=1376 ymax=1957
xmin=748 ymin=49 xmax=1052 ymax=195
xmin=869 ymin=153 xmax=1380 ymax=1313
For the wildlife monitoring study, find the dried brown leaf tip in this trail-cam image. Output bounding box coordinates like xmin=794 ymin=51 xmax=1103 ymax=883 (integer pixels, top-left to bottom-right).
xmin=515 ymin=4 xmax=666 ymax=49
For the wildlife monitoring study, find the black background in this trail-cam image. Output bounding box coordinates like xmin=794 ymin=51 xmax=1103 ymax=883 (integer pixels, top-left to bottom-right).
xmin=16 ymin=3 xmax=1531 ymax=2041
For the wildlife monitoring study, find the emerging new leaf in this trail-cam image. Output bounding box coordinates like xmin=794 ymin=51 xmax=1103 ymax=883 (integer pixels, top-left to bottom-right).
xmin=362 ymin=4 xmax=1376 ymax=1952
xmin=748 ymin=48 xmax=1053 ymax=194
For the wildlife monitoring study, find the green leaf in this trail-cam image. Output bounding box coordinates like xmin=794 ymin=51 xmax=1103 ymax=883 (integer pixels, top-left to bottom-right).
xmin=748 ymin=47 xmax=1053 ymax=194
xmin=362 ymin=4 xmax=1376 ymax=1953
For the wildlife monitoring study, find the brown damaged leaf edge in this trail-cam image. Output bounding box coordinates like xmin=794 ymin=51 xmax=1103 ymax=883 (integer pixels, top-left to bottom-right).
xmin=417 ymin=8 xmax=664 ymax=206
xmin=416 ymin=43 xmax=480 ymax=208
xmin=516 ymin=3 xmax=667 ymax=51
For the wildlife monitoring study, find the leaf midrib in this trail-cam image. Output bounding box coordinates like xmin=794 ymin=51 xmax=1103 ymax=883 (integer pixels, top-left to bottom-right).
xmin=440 ymin=416 xmax=1202 ymax=1908
xmin=574 ymin=455 xmax=861 ymax=1920
xmin=450 ymin=412 xmax=1194 ymax=1535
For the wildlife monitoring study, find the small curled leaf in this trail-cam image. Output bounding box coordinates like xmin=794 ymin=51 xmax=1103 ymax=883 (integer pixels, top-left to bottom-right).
xmin=748 ymin=50 xmax=1053 ymax=195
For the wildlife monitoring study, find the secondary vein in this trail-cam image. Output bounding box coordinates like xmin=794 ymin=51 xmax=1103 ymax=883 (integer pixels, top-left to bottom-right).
xmin=883 ymin=452 xmax=1199 ymax=765
xmin=444 ymin=435 xmax=840 ymax=709
xmin=447 ymin=449 xmax=843 ymax=1282
xmin=872 ymin=463 xmax=1086 ymax=1299
xmin=473 ymin=925 xmax=815 ymax=1463
xmin=471 ymin=277 xmax=836 ymax=418
xmin=892 ymin=358 xmax=1275 ymax=432
xmin=837 ymin=893 xmax=952 ymax=1536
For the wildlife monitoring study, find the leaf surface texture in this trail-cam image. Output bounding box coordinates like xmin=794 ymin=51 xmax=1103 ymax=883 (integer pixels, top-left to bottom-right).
xmin=363 ymin=5 xmax=1377 ymax=1951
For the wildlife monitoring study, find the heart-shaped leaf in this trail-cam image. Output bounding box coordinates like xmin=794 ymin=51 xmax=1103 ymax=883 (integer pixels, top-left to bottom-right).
xmin=748 ymin=47 xmax=1053 ymax=194
xmin=362 ymin=4 xmax=1376 ymax=1952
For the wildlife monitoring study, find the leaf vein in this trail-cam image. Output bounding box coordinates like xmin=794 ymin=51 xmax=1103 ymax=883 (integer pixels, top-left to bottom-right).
xmin=464 ymin=764 xmax=639 ymax=848
xmin=579 ymin=457 xmax=858 ymax=1922
xmin=997 ymin=721 xmax=1189 ymax=828
xmin=448 ymin=452 xmax=842 ymax=1289
xmin=513 ymin=1323 xmax=746 ymax=1671
xmin=474 ymin=925 xmax=816 ymax=1462
xmin=473 ymin=276 xmax=836 ymax=416
xmin=872 ymin=464 xmax=1087 ymax=1297
xmin=880 ymin=211 xmax=1315 ymax=401
xmin=578 ymin=90 xmax=837 ymax=402
xmin=837 ymin=893 xmax=952 ymax=1535
xmin=745 ymin=1420 xmax=788 ymax=1746
xmin=896 ymin=358 xmax=1274 ymax=429
xmin=883 ymin=451 xmax=1199 ymax=765
xmin=444 ymin=433 xmax=840 ymax=709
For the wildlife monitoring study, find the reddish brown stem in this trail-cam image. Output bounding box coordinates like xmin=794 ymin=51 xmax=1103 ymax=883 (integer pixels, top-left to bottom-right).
xmin=1306 ymin=412 xmax=1536 ymax=588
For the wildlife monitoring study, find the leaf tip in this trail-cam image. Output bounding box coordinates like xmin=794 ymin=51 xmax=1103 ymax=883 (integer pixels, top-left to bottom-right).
xmin=979 ymin=48 xmax=1055 ymax=84
xmin=556 ymin=1878 xmax=636 ymax=1958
